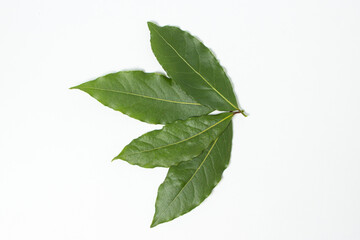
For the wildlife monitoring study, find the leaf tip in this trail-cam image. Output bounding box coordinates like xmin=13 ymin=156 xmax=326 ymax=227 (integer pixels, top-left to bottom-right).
xmin=111 ymin=153 xmax=122 ymax=162
xmin=112 ymin=150 xmax=128 ymax=163
xmin=150 ymin=217 xmax=159 ymax=228
xmin=147 ymin=21 xmax=158 ymax=30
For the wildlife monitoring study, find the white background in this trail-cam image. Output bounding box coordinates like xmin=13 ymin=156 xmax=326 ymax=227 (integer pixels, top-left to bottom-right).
xmin=1 ymin=0 xmax=359 ymax=239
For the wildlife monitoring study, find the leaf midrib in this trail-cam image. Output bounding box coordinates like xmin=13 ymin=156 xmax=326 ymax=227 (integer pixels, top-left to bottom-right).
xmin=150 ymin=25 xmax=238 ymax=110
xmin=78 ymin=86 xmax=202 ymax=106
xmin=123 ymin=113 xmax=232 ymax=156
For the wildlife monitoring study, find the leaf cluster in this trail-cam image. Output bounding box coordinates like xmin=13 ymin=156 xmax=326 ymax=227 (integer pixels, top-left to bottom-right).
xmin=71 ymin=22 xmax=247 ymax=227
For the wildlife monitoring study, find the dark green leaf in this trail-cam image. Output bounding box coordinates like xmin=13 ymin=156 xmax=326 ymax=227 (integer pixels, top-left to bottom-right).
xmin=71 ymin=71 xmax=213 ymax=124
xmin=114 ymin=113 xmax=233 ymax=168
xmin=151 ymin=121 xmax=233 ymax=227
xmin=148 ymin=22 xmax=239 ymax=111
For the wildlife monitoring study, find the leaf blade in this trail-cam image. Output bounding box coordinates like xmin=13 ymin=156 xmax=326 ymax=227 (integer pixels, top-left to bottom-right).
xmin=115 ymin=113 xmax=233 ymax=168
xmin=151 ymin=121 xmax=233 ymax=227
xmin=71 ymin=71 xmax=213 ymax=124
xmin=148 ymin=22 xmax=239 ymax=111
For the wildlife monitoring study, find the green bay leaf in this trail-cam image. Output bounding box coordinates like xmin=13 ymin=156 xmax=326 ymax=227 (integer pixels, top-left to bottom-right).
xmin=71 ymin=71 xmax=212 ymax=124
xmin=148 ymin=22 xmax=239 ymax=111
xmin=151 ymin=121 xmax=233 ymax=227
xmin=115 ymin=113 xmax=233 ymax=168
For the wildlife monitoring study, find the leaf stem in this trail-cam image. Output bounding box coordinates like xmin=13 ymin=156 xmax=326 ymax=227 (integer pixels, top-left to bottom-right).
xmin=232 ymin=109 xmax=248 ymax=117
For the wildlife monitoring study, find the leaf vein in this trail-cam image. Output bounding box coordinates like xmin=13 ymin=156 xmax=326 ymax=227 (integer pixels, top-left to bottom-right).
xmin=125 ymin=113 xmax=232 ymax=156
xmin=79 ymin=87 xmax=202 ymax=106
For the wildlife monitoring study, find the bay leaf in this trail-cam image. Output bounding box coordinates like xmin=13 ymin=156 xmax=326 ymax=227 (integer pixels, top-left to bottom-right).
xmin=151 ymin=122 xmax=233 ymax=227
xmin=148 ymin=22 xmax=239 ymax=111
xmin=114 ymin=113 xmax=233 ymax=168
xmin=71 ymin=71 xmax=212 ymax=124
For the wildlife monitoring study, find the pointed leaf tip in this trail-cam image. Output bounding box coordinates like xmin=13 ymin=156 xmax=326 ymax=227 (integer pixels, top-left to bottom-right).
xmin=150 ymin=220 xmax=157 ymax=228
xmin=147 ymin=21 xmax=157 ymax=29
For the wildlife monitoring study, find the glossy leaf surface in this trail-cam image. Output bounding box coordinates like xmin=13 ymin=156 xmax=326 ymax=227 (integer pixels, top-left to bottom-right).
xmin=148 ymin=22 xmax=239 ymax=111
xmin=151 ymin=122 xmax=233 ymax=227
xmin=71 ymin=71 xmax=212 ymax=124
xmin=115 ymin=113 xmax=233 ymax=168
